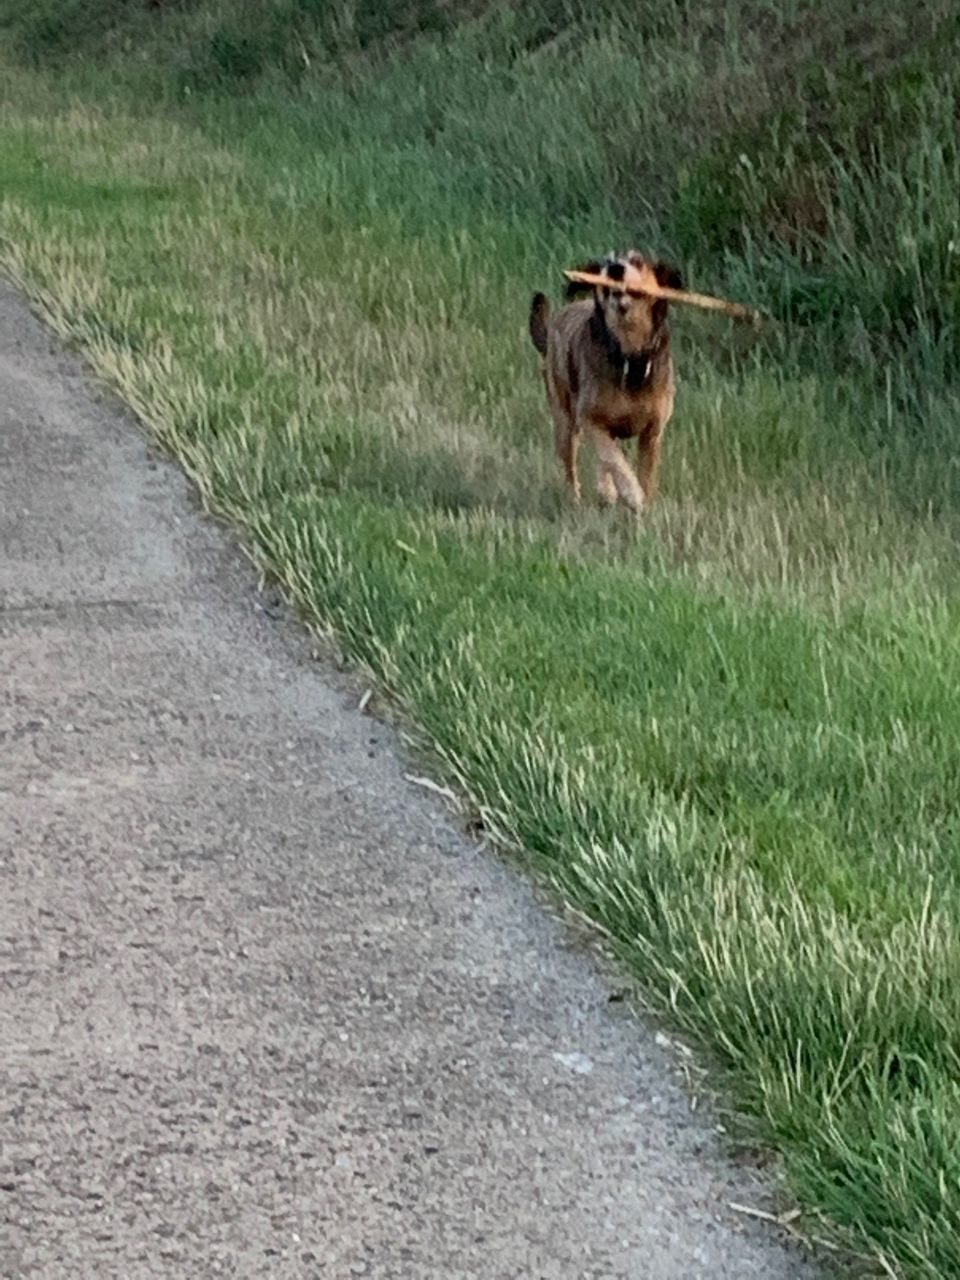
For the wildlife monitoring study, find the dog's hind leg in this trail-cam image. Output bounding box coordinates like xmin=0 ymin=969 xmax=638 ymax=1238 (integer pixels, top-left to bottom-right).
xmin=545 ymin=368 xmax=581 ymax=505
xmin=552 ymin=409 xmax=581 ymax=504
xmin=558 ymin=428 xmax=581 ymax=504
xmin=588 ymin=425 xmax=644 ymax=514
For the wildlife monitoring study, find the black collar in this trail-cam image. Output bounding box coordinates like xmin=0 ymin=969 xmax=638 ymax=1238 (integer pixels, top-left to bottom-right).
xmin=619 ymin=352 xmax=651 ymax=391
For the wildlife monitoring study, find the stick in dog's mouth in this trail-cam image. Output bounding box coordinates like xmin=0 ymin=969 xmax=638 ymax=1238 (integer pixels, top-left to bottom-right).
xmin=563 ymin=264 xmax=762 ymax=325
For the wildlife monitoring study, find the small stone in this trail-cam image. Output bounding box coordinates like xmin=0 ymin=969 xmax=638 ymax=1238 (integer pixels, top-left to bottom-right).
xmin=552 ymin=1051 xmax=593 ymax=1075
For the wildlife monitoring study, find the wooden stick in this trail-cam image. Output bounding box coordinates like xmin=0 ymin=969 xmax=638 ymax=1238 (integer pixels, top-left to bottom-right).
xmin=563 ymin=267 xmax=762 ymax=325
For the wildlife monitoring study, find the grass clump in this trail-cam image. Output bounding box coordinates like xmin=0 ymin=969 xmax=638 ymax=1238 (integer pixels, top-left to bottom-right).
xmin=2 ymin=2 xmax=960 ymax=1273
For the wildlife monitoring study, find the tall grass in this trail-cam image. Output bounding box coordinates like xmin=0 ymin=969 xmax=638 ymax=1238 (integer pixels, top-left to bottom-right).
xmin=2 ymin=3 xmax=960 ymax=1273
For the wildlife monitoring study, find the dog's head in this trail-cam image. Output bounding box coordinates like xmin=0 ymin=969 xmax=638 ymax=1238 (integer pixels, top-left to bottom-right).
xmin=567 ymin=251 xmax=683 ymax=354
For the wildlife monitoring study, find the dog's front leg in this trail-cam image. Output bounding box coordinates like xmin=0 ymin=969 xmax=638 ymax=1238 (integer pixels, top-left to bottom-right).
xmin=636 ymin=421 xmax=665 ymax=507
xmin=586 ymin=421 xmax=644 ymax=514
xmin=596 ymin=463 xmax=618 ymax=506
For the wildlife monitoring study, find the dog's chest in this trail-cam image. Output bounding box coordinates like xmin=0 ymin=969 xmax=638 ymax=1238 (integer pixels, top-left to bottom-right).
xmin=590 ymin=372 xmax=669 ymax=434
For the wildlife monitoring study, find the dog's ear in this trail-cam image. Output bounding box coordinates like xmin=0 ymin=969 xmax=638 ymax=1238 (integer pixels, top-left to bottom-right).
xmin=565 ymin=260 xmax=604 ymax=300
xmin=654 ymin=261 xmax=683 ymax=291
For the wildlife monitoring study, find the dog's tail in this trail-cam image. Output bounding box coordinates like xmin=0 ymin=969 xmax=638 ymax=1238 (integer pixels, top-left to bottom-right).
xmin=529 ymin=292 xmax=549 ymax=356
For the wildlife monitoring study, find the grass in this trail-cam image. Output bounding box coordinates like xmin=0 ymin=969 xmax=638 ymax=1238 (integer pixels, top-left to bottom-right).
xmin=2 ymin=3 xmax=960 ymax=1273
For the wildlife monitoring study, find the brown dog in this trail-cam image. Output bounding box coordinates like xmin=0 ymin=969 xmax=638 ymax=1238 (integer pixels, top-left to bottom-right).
xmin=529 ymin=251 xmax=682 ymax=514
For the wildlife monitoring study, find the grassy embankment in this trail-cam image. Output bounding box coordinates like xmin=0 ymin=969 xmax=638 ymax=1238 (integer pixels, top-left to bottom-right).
xmin=2 ymin=3 xmax=960 ymax=1273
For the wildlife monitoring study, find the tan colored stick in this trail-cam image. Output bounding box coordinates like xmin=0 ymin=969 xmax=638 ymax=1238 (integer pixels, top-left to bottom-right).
xmin=563 ymin=267 xmax=762 ymax=325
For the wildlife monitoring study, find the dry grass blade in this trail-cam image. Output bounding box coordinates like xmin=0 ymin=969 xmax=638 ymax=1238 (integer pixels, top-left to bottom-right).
xmin=729 ymin=1200 xmax=799 ymax=1226
xmin=404 ymin=773 xmax=457 ymax=802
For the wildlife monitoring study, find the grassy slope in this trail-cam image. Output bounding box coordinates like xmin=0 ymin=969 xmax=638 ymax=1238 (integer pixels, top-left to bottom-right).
xmin=3 ymin=3 xmax=960 ymax=1273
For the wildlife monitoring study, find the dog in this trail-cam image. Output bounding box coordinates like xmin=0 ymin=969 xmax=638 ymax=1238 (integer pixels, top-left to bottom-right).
xmin=529 ymin=251 xmax=682 ymax=515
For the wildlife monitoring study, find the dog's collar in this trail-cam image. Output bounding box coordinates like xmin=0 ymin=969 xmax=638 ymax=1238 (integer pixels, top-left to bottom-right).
xmin=591 ymin=305 xmax=662 ymax=391
xmin=621 ymin=354 xmax=651 ymax=389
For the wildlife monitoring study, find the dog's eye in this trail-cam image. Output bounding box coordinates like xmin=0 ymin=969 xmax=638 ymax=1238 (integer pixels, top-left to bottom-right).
xmin=605 ymin=261 xmax=626 ymax=282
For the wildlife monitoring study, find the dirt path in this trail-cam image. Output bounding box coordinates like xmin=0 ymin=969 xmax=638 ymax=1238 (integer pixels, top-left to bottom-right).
xmin=0 ymin=280 xmax=821 ymax=1278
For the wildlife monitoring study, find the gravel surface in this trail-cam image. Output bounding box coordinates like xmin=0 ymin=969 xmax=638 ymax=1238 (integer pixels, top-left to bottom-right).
xmin=0 ymin=279 xmax=822 ymax=1278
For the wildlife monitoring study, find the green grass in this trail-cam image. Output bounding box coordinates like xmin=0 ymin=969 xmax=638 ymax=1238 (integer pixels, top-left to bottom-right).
xmin=2 ymin=3 xmax=960 ymax=1273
